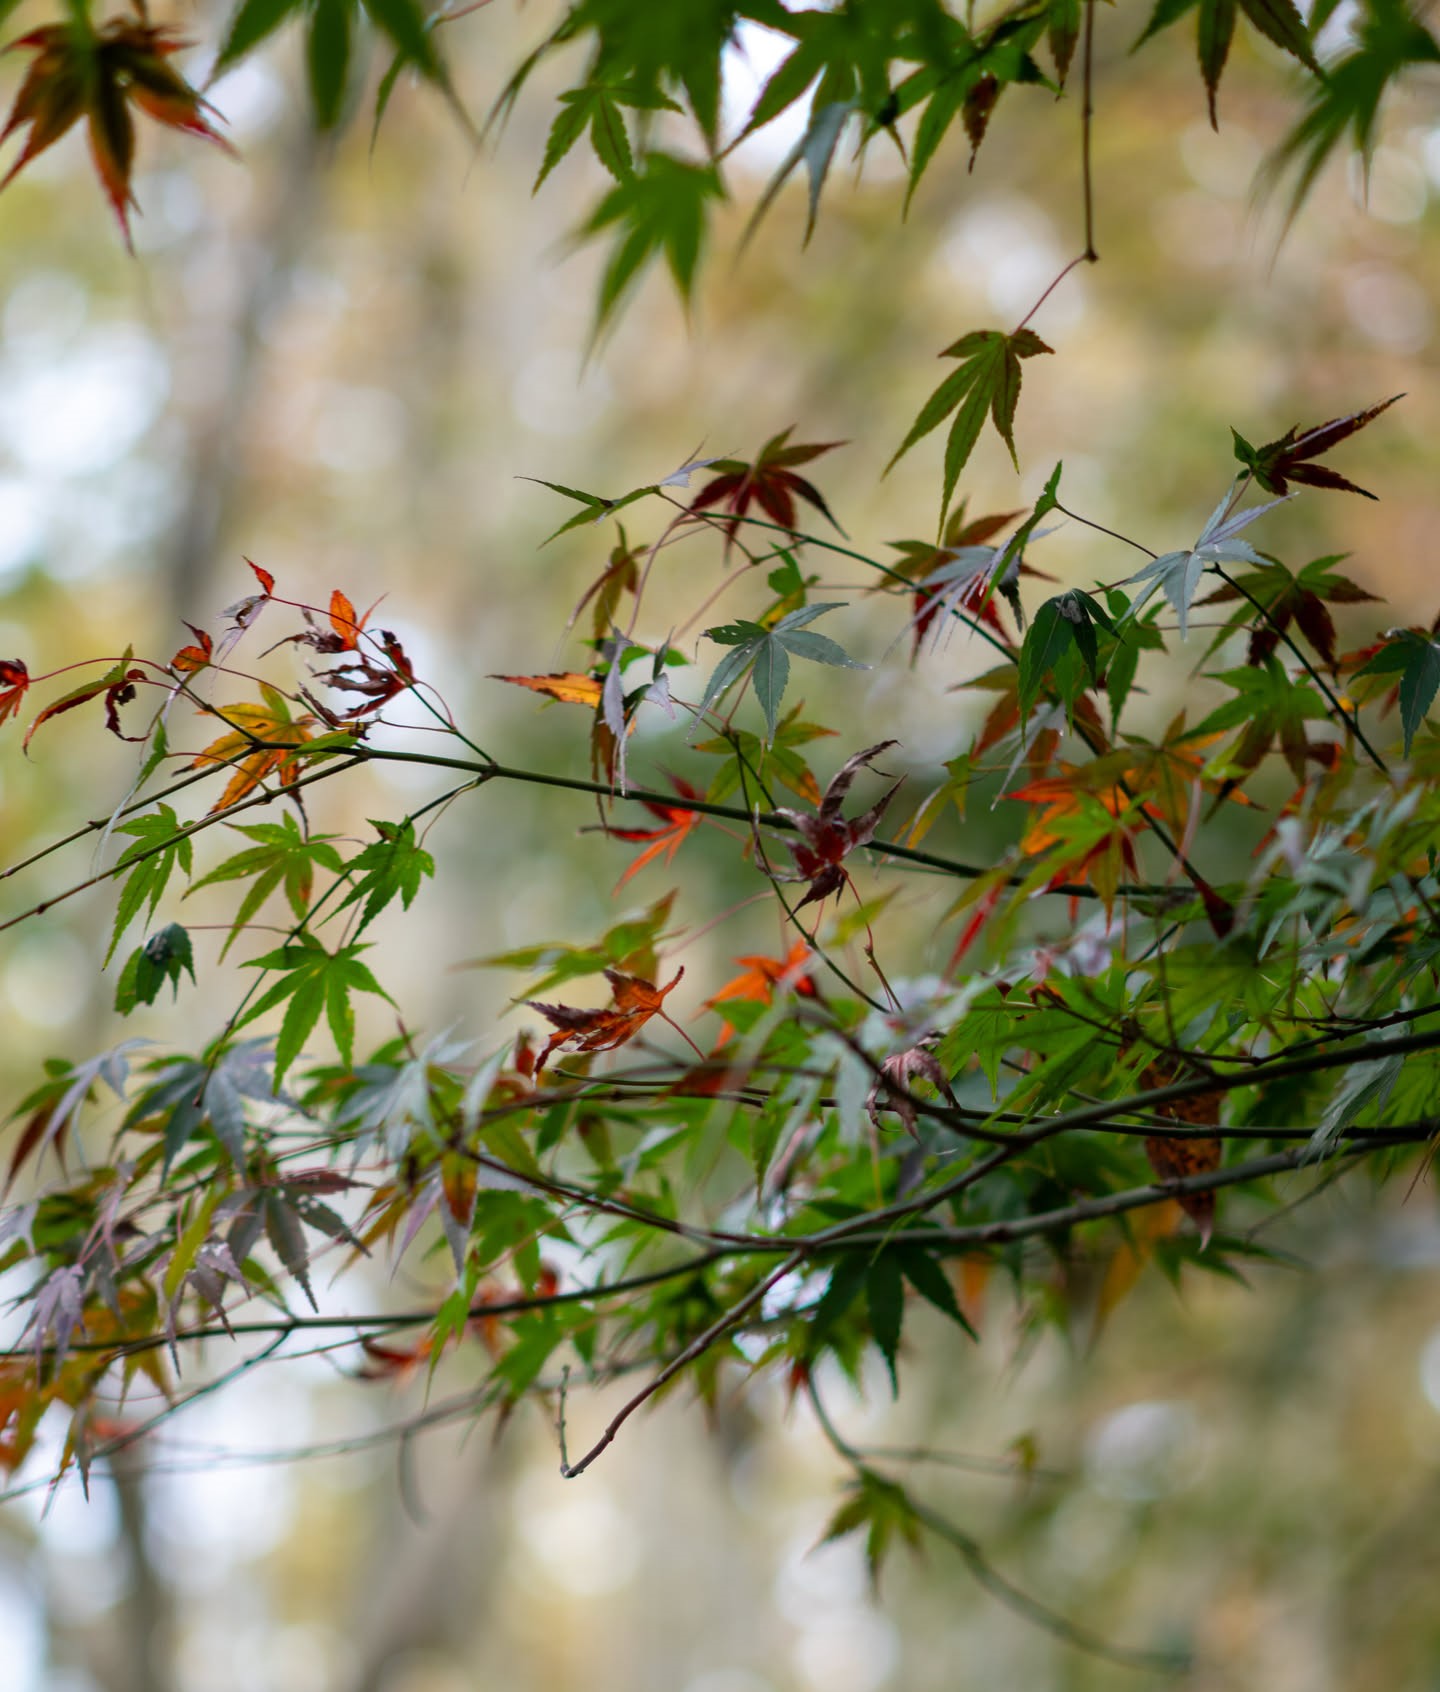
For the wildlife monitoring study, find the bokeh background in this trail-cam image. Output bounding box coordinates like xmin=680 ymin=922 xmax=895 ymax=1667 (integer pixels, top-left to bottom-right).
xmin=1 ymin=2 xmax=1439 ymax=1688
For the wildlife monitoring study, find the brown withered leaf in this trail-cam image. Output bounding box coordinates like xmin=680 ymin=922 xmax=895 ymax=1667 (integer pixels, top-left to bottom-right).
xmin=1140 ymin=1062 xmax=1223 ymax=1246
xmin=866 ymin=1035 xmax=960 ymax=1139
xmin=313 ymin=628 xmax=415 ymax=717
xmin=771 ymin=741 xmax=903 ymax=908
xmin=528 ymin=966 xmax=695 ymax=1072
xmin=0 ymin=19 xmax=235 ymax=247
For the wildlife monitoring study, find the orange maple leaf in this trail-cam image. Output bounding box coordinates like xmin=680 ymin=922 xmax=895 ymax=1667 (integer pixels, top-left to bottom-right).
xmin=527 ymin=967 xmax=697 ymax=1072
xmin=191 ymin=685 xmax=319 ymax=812
xmin=702 ymin=942 xmax=816 ymax=1044
xmin=169 ymin=623 xmax=212 ymax=675
xmin=492 ymin=672 xmax=604 ymax=708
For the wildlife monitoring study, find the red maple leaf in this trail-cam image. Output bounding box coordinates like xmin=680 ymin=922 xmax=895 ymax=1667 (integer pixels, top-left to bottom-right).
xmin=0 ymin=659 xmax=29 ymax=727
xmin=688 ymin=428 xmax=845 ymax=551
xmin=170 ymin=623 xmax=213 ymax=675
xmin=771 ymin=742 xmax=903 ymax=909
xmin=605 ymin=773 xmax=704 ymax=889
xmin=0 ymin=19 xmax=235 ymax=247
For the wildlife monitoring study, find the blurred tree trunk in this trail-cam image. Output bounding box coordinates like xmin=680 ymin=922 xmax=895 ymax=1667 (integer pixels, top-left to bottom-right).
xmin=106 ymin=1442 xmax=172 ymax=1692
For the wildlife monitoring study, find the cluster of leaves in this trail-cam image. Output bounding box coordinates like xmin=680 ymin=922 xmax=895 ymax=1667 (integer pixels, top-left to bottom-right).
xmin=1 ymin=0 xmax=1439 ymax=1659
xmin=0 ymin=371 xmax=1435 ymax=1643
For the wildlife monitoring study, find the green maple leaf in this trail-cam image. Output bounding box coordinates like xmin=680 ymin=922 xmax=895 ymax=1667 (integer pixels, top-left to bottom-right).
xmin=238 ymin=935 xmax=393 ymax=1086
xmin=693 ymin=603 xmax=867 ymax=743
xmin=1355 ymin=630 xmax=1440 ymax=756
xmin=1133 ymin=0 xmax=1318 ymax=126
xmin=214 ymin=0 xmax=451 ymax=128
xmin=579 ymin=153 xmax=725 ymax=336
xmin=186 ymin=814 xmax=344 ymax=961
xmin=886 ymin=329 xmax=1052 ymax=529
xmin=1262 ymin=0 xmax=1440 ymax=222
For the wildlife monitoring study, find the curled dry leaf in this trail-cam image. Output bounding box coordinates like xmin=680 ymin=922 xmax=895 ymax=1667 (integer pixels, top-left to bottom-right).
xmin=866 ymin=1035 xmax=960 ymax=1139
xmin=772 ymin=741 xmax=903 ymax=908
xmin=1140 ymin=1062 xmax=1223 ymax=1247
xmin=527 ymin=966 xmax=691 ymax=1072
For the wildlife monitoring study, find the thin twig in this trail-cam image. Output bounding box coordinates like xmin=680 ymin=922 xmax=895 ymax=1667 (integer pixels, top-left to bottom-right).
xmin=560 ymin=1250 xmax=803 ymax=1478
xmin=1081 ymin=0 xmax=1099 ymax=261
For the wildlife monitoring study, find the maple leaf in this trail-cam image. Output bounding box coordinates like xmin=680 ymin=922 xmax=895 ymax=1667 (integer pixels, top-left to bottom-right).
xmin=527 ymin=966 xmax=695 ymax=1072
xmin=1140 ymin=1062 xmax=1223 ymax=1246
xmin=1118 ymin=490 xmax=1292 ymax=641
xmin=492 ymin=671 xmax=604 ymax=708
xmin=696 ymin=603 xmax=866 ymax=744
xmin=0 ymin=19 xmax=235 ymax=247
xmin=771 ymin=741 xmax=903 ymax=909
xmin=604 ymin=771 xmax=703 ymax=890
xmin=569 ymin=530 xmax=641 ymax=641
xmin=1134 ymin=0 xmax=1318 ymax=126
xmin=1018 ymin=590 xmax=1114 ymax=717
xmin=1197 ymin=555 xmax=1380 ymax=670
xmin=579 ymin=151 xmax=723 ymax=335
xmin=885 ymin=505 xmax=1035 ymax=653
xmin=739 ymin=97 xmax=857 ymax=251
xmin=886 ymin=328 xmax=1052 ymax=526
xmin=23 ymin=651 xmax=148 ymax=750
xmin=1118 ymin=716 xmax=1252 ymax=837
xmin=688 ymin=428 xmax=846 ymax=553
xmin=169 ymin=623 xmax=213 ymax=675
xmin=1262 ymin=0 xmax=1440 ymax=225
xmin=0 ymin=658 xmax=29 ymax=726
xmin=1232 ymin=396 xmax=1402 ymax=501
xmin=191 ymin=684 xmax=321 ymax=812
xmin=1003 ymin=759 xmax=1212 ymax=915
xmin=1188 ymin=658 xmax=1331 ymax=784
xmin=866 ymin=1035 xmax=960 ymax=1140
xmin=1352 ymin=628 xmax=1440 ymax=755
xmin=313 ymin=627 xmax=416 ymax=717
xmin=702 ymin=942 xmax=816 ymax=1045
xmin=291 ymin=588 xmax=376 ymax=656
